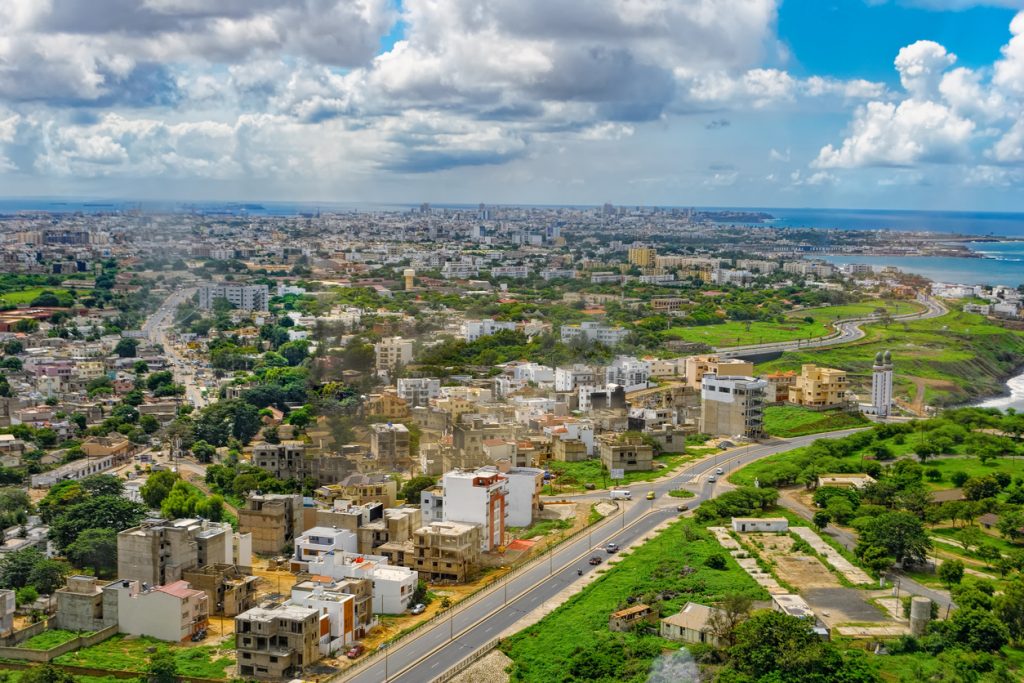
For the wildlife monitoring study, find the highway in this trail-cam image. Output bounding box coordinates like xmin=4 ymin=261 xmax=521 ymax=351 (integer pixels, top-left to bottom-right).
xmin=337 ymin=429 xmax=868 ymax=683
xmin=142 ymin=287 xmax=213 ymax=409
xmin=718 ymin=294 xmax=947 ymax=358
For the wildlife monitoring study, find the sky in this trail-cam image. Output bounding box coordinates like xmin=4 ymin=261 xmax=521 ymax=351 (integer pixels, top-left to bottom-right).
xmin=1 ymin=0 xmax=1024 ymax=210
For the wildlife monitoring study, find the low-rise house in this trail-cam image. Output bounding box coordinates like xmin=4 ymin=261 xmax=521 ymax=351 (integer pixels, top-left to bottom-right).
xmin=731 ymin=517 xmax=788 ymax=533
xmin=816 ymin=474 xmax=877 ymax=489
xmin=291 ymin=526 xmax=359 ymax=572
xmin=660 ymin=602 xmax=724 ymax=647
xmin=305 ymin=550 xmax=418 ymax=614
xmin=609 ymin=603 xmax=656 ymax=632
xmin=598 ymin=433 xmax=654 ymax=473
xmin=182 ymin=564 xmax=260 ymax=617
xmin=110 ymin=579 xmax=209 ymax=642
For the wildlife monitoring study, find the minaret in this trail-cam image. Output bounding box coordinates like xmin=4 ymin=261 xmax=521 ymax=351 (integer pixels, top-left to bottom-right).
xmin=872 ymin=350 xmax=894 ymax=417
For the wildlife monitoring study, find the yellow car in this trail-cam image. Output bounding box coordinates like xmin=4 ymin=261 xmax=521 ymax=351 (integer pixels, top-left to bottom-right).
xmin=646 ymin=491 xmax=656 ymax=500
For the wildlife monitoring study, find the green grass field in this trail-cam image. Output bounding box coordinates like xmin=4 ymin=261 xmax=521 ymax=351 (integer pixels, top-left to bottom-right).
xmin=763 ymin=405 xmax=870 ymax=437
xmin=662 ymin=299 xmax=922 ymax=349
xmin=920 ymin=456 xmax=1024 ymax=489
xmin=0 ymin=287 xmax=76 ymax=307
xmin=500 ymin=519 xmax=768 ymax=683
xmin=510 ymin=518 xmax=573 ymax=539
xmin=541 ymin=448 xmax=713 ymax=494
xmin=18 ymin=629 xmax=86 ymax=650
xmin=54 ymin=635 xmax=233 ymax=679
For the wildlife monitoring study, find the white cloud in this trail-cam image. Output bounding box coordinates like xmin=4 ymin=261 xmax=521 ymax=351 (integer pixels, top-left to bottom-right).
xmin=894 ymin=40 xmax=956 ymax=98
xmin=990 ymin=116 xmax=1024 ymax=162
xmin=994 ymin=11 xmax=1024 ymax=94
xmin=814 ymin=99 xmax=974 ymax=168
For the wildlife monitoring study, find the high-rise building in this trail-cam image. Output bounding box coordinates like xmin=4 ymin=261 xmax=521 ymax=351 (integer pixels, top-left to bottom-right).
xmin=374 ymin=337 xmax=414 ymax=373
xmin=628 ymin=247 xmax=657 ymax=268
xmin=871 ymin=351 xmax=894 ymax=417
xmin=699 ymin=375 xmax=766 ymax=439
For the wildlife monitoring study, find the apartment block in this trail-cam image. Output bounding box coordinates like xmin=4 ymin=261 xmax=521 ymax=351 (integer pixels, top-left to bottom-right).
xmin=291 ymin=526 xmax=359 ymax=572
xmin=236 ymin=604 xmax=321 ymax=680
xmin=117 ymin=518 xmax=250 ymax=587
xmin=239 ymin=494 xmax=304 ymax=555
xmin=461 ymin=319 xmax=517 ymax=342
xmin=369 ymin=422 xmax=412 ymax=471
xmin=251 ymin=440 xmax=306 ymax=480
xmin=396 ymin=378 xmax=441 ymax=407
xmin=288 ymin=579 xmax=373 ymax=654
xmin=433 ymin=469 xmax=509 ymax=551
xmin=411 ymin=522 xmax=482 ymax=583
xmin=198 ymin=283 xmax=269 ymax=312
xmin=605 ymin=356 xmax=650 ymax=392
xmin=314 ymin=473 xmax=398 ymax=508
xmin=787 ymin=364 xmax=849 ymax=408
xmin=374 ymin=336 xmax=414 ymax=373
xmin=684 ymin=355 xmax=754 ymax=390
xmin=305 ymin=550 xmax=418 ymax=614
xmin=598 ymin=433 xmax=654 ymax=473
xmin=699 ymin=375 xmax=767 ymax=439
xmin=559 ymin=321 xmax=628 ymax=346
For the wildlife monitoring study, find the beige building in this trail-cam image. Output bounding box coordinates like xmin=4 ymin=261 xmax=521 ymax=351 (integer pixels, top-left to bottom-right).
xmin=628 ymin=247 xmax=657 ymax=268
xmin=239 ymin=494 xmax=304 ymax=555
xmin=236 ymin=604 xmax=321 ymax=680
xmin=787 ymin=364 xmax=849 ymax=408
xmin=684 ymin=355 xmax=754 ymax=390
xmin=661 ymin=602 xmax=725 ymax=647
xmin=314 ymin=474 xmax=398 ymax=508
xmin=369 ymin=422 xmax=412 ymax=471
xmin=699 ymin=375 xmax=766 ymax=439
xmin=116 ymin=519 xmax=250 ymax=587
xmin=411 ymin=521 xmax=481 ymax=583
xmin=182 ymin=564 xmax=260 ymax=617
xmin=374 ymin=336 xmax=414 ymax=373
xmin=598 ymin=433 xmax=654 ymax=473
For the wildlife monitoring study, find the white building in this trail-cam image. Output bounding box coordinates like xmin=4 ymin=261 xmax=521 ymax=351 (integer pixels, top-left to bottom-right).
xmin=605 ymin=356 xmax=650 ymax=393
xmin=554 ymin=364 xmax=598 ymax=392
xmin=491 ymin=266 xmax=530 ymax=278
xmin=305 ymin=551 xmax=418 ymax=614
xmin=109 ymin=579 xmax=209 ymax=642
xmin=560 ymin=321 xmax=628 ymax=346
xmin=502 ymin=468 xmax=544 ymax=527
xmin=198 ymin=283 xmax=269 ymax=312
xmin=441 ymin=262 xmax=479 ymax=279
xmin=544 ymin=419 xmax=595 ymax=455
xmin=427 ymin=469 xmax=510 ymax=551
xmin=30 ymin=455 xmax=115 ymax=488
xmin=462 ymin=319 xmax=518 ymax=342
xmin=397 ymin=378 xmax=441 ymax=407
xmin=731 ymin=517 xmax=788 ymax=533
xmin=865 ymin=350 xmax=894 ymax=418
xmin=291 ymin=527 xmax=359 ymax=572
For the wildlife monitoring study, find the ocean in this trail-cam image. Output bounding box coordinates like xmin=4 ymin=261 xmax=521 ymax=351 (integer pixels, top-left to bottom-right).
xmin=818 ymin=246 xmax=1024 ymax=287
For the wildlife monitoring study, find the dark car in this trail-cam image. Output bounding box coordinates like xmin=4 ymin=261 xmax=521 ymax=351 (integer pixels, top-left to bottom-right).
xmin=346 ymin=644 xmax=365 ymax=659
xmin=588 ymin=556 xmax=603 ymax=565
xmin=605 ymin=542 xmax=619 ymax=554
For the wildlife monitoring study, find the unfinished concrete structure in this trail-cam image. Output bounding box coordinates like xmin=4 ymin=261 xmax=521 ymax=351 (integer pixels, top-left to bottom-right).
xmin=411 ymin=521 xmax=481 ymax=583
xmin=182 ymin=564 xmax=260 ymax=617
xmin=235 ymin=604 xmax=321 ymax=680
xmin=53 ymin=576 xmax=120 ymax=632
xmin=238 ymin=493 xmax=304 ymax=555
xmin=116 ymin=518 xmax=251 ymax=586
xmin=597 ymin=433 xmax=654 ymax=473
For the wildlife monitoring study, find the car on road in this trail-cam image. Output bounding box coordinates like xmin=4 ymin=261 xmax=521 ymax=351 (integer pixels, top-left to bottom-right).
xmin=676 ymin=504 xmax=688 ymax=512
xmin=707 ymin=475 xmax=717 ymax=483
xmin=605 ymin=542 xmax=619 ymax=554
xmin=588 ymin=556 xmax=603 ymax=565
xmin=346 ymin=644 xmax=365 ymax=659
xmin=410 ymin=603 xmax=427 ymax=615
xmin=715 ymin=467 xmax=724 ymax=475
xmin=645 ymin=491 xmax=655 ymax=500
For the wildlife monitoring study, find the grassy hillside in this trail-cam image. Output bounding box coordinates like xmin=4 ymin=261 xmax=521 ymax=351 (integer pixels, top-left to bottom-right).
xmin=758 ymin=308 xmax=1024 ymax=406
xmin=763 ymin=405 xmax=870 ymax=437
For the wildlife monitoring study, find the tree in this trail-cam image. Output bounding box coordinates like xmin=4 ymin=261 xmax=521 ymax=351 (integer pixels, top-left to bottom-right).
xmin=279 ymin=340 xmax=310 ymax=366
xmin=859 ymin=545 xmax=895 ymax=577
xmin=994 ymin=576 xmax=1024 ymax=645
xmin=400 ymin=476 xmax=437 ymax=504
xmin=704 ymin=554 xmax=728 ymax=570
xmin=194 ymin=494 xmax=225 ymax=522
xmin=65 ymin=528 xmax=118 ymax=577
xmin=19 ymin=665 xmax=75 ymax=683
xmin=146 ymin=650 xmax=180 ymax=683
xmin=944 ymin=608 xmax=1010 ymax=652
xmin=938 ymin=559 xmax=965 ymax=588
xmin=114 ymin=338 xmax=139 ymax=358
xmin=12 ymin=319 xmax=39 ymax=334
xmin=140 ymin=414 xmax=160 ymax=434
xmin=997 ymin=509 xmax=1024 ymax=543
xmin=49 ymin=496 xmax=147 ymax=551
xmin=964 ymin=475 xmax=1003 ymax=501
xmin=950 ymin=471 xmax=970 ymax=487
xmin=161 ymin=481 xmax=202 ymax=519
xmin=15 ymin=586 xmax=38 ymax=606
xmin=813 ymin=510 xmax=831 ymax=530
xmin=190 ymin=439 xmax=216 ymax=463
xmin=958 ymin=525 xmax=984 ymax=554
xmin=80 ymin=474 xmax=124 ymax=498
xmin=140 ymin=470 xmax=179 ymax=508
xmin=856 ymin=511 xmax=931 ymax=567
xmin=706 ymin=594 xmax=752 ymax=649
xmin=27 ymin=559 xmax=70 ymax=594
xmin=0 ymin=548 xmax=47 ymax=589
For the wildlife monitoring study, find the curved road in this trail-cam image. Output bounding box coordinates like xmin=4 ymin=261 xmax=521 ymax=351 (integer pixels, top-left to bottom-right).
xmin=337 ymin=429 xmax=868 ymax=683
xmin=718 ymin=294 xmax=947 ymax=358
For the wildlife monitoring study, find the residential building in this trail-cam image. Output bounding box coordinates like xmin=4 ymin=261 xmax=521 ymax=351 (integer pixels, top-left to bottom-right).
xmin=369 ymin=422 xmax=412 ymax=471
xmin=661 ymin=602 xmax=725 ymax=647
xmin=628 ymin=247 xmax=657 ymax=268
xmin=54 ymin=576 xmax=120 ymax=632
xmin=314 ymin=473 xmax=398 ymax=508
xmin=117 ymin=518 xmax=251 ymax=587
xmin=684 ymin=355 xmax=754 ymax=390
xmin=0 ymin=589 xmax=12 ymax=636
xmin=787 ymin=364 xmax=849 ymax=408
xmin=236 ymin=604 xmax=321 ymax=680
xmin=305 ymin=551 xmax=418 ymax=614
xmin=699 ymin=375 xmax=766 ymax=439
xmin=363 ymin=390 xmax=410 ymax=419
xmin=411 ymin=521 xmax=481 ymax=583
xmin=198 ymin=283 xmax=269 ymax=312
xmin=251 ymin=440 xmax=306 ymax=480
xmin=291 ymin=526 xmax=359 ymax=572
xmin=605 ymin=356 xmax=650 ymax=392
xmin=461 ymin=319 xmax=517 ymax=342
xmin=397 ymin=378 xmax=441 ymax=407
xmin=109 ymin=579 xmax=209 ymax=642
xmin=239 ymin=494 xmax=303 ymax=555
xmin=182 ymin=564 xmax=260 ymax=617
xmin=731 ymin=517 xmax=788 ymax=533
xmin=559 ymin=321 xmax=628 ymax=346
xmin=609 ymin=604 xmax=656 ymax=632
xmin=374 ymin=336 xmax=414 ymax=373
xmin=433 ymin=468 xmax=509 ymax=551
xmin=288 ymin=579 xmax=371 ymax=654
xmin=554 ymin=364 xmax=598 ymax=392
xmin=598 ymin=433 xmax=654 ymax=473
xmin=501 ymin=467 xmax=544 ymax=527
xmin=30 ymin=454 xmax=115 ymax=488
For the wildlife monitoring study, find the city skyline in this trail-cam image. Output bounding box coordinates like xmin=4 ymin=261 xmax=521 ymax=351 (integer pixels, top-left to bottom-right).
xmin=1 ymin=0 xmax=1024 ymax=210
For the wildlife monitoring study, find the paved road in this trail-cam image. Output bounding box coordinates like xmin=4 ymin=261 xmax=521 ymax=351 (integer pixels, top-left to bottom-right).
xmin=142 ymin=288 xmax=212 ymax=409
xmin=718 ymin=294 xmax=947 ymax=358
xmin=337 ymin=429 xmax=869 ymax=683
